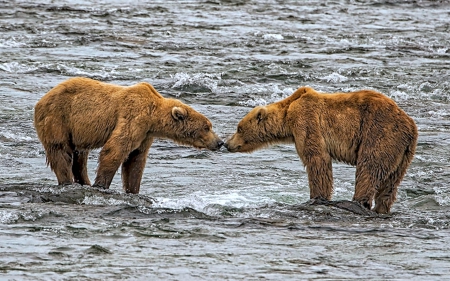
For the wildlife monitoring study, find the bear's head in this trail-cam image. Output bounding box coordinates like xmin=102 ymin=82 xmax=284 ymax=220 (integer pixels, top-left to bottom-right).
xmin=225 ymin=87 xmax=313 ymax=153
xmin=225 ymin=104 xmax=290 ymax=153
xmin=165 ymin=101 xmax=223 ymax=151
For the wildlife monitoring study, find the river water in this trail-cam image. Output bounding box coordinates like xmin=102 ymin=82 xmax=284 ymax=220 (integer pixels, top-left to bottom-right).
xmin=1 ymin=0 xmax=450 ymax=280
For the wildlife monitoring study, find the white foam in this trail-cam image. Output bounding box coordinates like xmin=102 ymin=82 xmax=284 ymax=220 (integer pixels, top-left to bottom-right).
xmin=321 ymin=72 xmax=348 ymax=83
xmin=0 ymin=210 xmax=19 ymax=224
xmin=82 ymin=195 xmax=127 ymax=206
xmin=333 ymin=179 xmax=355 ymax=199
xmin=0 ymin=62 xmax=38 ymax=74
xmin=262 ymin=34 xmax=284 ymax=40
xmin=433 ymin=187 xmax=450 ymax=207
xmin=152 ymin=194 xmax=206 ymax=210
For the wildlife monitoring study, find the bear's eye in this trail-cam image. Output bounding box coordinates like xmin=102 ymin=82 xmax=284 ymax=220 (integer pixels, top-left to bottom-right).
xmin=237 ymin=126 xmax=242 ymax=134
xmin=204 ymin=125 xmax=210 ymax=132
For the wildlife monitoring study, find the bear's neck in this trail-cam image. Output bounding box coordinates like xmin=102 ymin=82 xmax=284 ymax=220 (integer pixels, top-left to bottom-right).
xmin=269 ymin=104 xmax=294 ymax=142
xmin=147 ymin=100 xmax=174 ymax=138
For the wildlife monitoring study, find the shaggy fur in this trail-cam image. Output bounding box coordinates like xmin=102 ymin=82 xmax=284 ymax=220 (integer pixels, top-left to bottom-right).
xmin=225 ymin=86 xmax=418 ymax=214
xmin=34 ymin=77 xmax=223 ymax=194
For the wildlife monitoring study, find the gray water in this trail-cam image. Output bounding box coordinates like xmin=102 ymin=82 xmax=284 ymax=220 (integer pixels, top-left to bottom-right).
xmin=1 ymin=0 xmax=450 ymax=280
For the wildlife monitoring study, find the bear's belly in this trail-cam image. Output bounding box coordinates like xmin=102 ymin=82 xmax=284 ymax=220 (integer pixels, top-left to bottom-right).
xmin=328 ymin=145 xmax=358 ymax=166
xmin=70 ymin=121 xmax=116 ymax=150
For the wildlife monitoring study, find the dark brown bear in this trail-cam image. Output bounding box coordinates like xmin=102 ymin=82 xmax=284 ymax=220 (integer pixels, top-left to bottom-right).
xmin=34 ymin=77 xmax=223 ymax=194
xmin=225 ymin=86 xmax=418 ymax=214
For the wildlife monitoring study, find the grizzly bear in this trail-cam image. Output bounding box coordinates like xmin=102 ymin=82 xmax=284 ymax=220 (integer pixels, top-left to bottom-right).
xmin=225 ymin=86 xmax=418 ymax=214
xmin=34 ymin=77 xmax=223 ymax=194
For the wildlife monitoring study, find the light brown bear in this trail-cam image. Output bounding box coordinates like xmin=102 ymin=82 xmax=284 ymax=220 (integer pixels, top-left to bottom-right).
xmin=225 ymin=86 xmax=418 ymax=214
xmin=34 ymin=77 xmax=223 ymax=194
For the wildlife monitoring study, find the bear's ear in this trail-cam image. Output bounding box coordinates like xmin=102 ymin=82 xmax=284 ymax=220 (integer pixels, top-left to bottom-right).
xmin=172 ymin=106 xmax=187 ymax=121
xmin=256 ymin=107 xmax=268 ymax=123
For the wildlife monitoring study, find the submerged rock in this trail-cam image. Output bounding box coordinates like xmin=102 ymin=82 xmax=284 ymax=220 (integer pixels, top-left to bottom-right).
xmin=0 ymin=183 xmax=156 ymax=207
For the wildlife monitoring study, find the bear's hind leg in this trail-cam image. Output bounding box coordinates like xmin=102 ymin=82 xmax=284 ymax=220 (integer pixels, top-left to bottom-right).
xmin=373 ymin=162 xmax=404 ymax=214
xmin=373 ymin=182 xmax=398 ymax=214
xmin=72 ymin=150 xmax=91 ymax=185
xmin=121 ymin=137 xmax=153 ymax=194
xmin=46 ymin=144 xmax=74 ymax=185
xmin=374 ymin=146 xmax=415 ymax=214
xmin=353 ymin=163 xmax=381 ymax=210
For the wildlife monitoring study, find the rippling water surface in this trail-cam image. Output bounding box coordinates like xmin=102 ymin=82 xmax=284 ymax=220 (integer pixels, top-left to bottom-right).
xmin=1 ymin=0 xmax=450 ymax=280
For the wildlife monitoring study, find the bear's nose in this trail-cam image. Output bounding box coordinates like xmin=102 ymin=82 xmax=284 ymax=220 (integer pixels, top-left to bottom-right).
xmin=217 ymin=140 xmax=224 ymax=148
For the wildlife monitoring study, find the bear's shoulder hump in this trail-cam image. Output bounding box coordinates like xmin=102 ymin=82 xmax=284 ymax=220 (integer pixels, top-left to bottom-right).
xmin=133 ymin=82 xmax=164 ymax=99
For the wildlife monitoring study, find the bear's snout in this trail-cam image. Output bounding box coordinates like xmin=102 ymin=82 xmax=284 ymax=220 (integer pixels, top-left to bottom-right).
xmin=223 ymin=141 xmax=242 ymax=152
xmin=208 ymin=138 xmax=224 ymax=151
xmin=223 ymin=134 xmax=242 ymax=152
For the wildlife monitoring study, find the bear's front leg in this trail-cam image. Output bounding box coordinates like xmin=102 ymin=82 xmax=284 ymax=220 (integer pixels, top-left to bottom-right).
xmin=121 ymin=136 xmax=153 ymax=194
xmin=295 ymin=136 xmax=334 ymax=201
xmin=93 ymin=151 xmax=123 ymax=189
xmin=305 ymin=155 xmax=333 ymax=201
xmin=293 ymin=122 xmax=333 ymax=201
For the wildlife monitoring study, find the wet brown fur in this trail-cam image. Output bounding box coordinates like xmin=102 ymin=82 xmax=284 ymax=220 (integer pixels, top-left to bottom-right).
xmin=225 ymin=86 xmax=418 ymax=214
xmin=34 ymin=77 xmax=223 ymax=194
